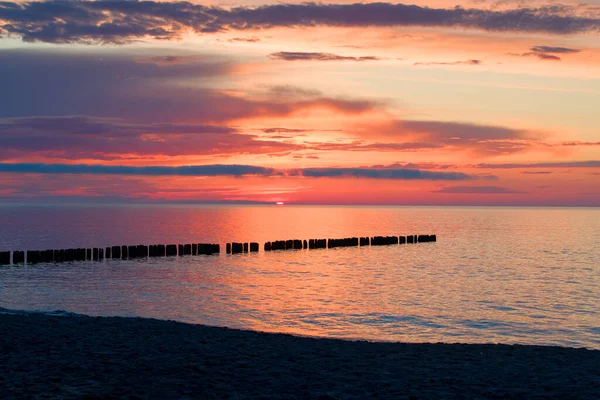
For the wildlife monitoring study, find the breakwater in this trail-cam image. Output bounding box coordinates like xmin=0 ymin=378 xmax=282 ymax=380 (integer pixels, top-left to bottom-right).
xmin=0 ymin=235 xmax=435 ymax=265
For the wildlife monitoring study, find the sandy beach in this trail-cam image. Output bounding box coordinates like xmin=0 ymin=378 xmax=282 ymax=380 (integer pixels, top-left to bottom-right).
xmin=1 ymin=312 xmax=598 ymax=399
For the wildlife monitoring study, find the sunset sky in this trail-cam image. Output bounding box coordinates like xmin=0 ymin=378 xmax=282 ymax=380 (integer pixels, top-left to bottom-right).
xmin=0 ymin=0 xmax=599 ymax=205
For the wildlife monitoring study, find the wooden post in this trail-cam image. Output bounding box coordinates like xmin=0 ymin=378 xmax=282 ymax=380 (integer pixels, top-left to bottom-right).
xmin=0 ymin=251 xmax=10 ymax=265
xmin=232 ymin=242 xmax=243 ymax=254
xmin=184 ymin=244 xmax=191 ymax=255
xmin=112 ymin=246 xmax=121 ymax=259
xmin=121 ymin=245 xmax=128 ymax=259
xmin=226 ymin=243 xmax=231 ymax=254
xmin=243 ymin=243 xmax=249 ymax=253
xmin=178 ymin=244 xmax=184 ymax=256
xmin=250 ymin=242 xmax=259 ymax=252
xmin=13 ymin=251 xmax=24 ymax=264
xmin=192 ymin=243 xmax=197 ymax=256
xmin=105 ymin=247 xmax=111 ymax=259
xmin=128 ymin=245 xmax=137 ymax=259
xmin=99 ymin=248 xmax=104 ymax=260
xmin=166 ymin=244 xmax=177 ymax=256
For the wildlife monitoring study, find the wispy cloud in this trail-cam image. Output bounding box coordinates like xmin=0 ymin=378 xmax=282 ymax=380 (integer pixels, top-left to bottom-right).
xmin=510 ymin=45 xmax=581 ymax=61
xmin=269 ymin=52 xmax=381 ymax=62
xmin=414 ymin=60 xmax=482 ymax=66
xmin=474 ymin=161 xmax=600 ymax=168
xmin=432 ymin=186 xmax=526 ymax=194
xmin=530 ymin=46 xmax=581 ymax=54
xmin=1 ymin=1 xmax=599 ymax=44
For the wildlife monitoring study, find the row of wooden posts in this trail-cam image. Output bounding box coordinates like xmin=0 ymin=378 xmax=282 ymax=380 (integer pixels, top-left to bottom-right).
xmin=0 ymin=234 xmax=435 ymax=265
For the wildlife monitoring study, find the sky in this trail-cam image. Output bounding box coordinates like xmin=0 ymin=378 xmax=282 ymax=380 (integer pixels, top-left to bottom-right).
xmin=0 ymin=0 xmax=599 ymax=205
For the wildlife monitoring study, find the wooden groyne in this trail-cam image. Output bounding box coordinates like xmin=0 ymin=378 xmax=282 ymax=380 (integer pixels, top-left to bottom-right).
xmin=0 ymin=235 xmax=435 ymax=265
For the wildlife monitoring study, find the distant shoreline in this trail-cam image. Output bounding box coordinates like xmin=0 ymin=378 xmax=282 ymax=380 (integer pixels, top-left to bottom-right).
xmin=1 ymin=311 xmax=599 ymax=399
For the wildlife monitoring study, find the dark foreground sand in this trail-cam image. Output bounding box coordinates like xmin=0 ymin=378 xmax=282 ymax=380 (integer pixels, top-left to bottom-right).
xmin=1 ymin=313 xmax=599 ymax=399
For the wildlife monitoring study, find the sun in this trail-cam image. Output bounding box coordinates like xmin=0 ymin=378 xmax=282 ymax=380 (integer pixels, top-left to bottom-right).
xmin=276 ymin=201 xmax=285 ymax=205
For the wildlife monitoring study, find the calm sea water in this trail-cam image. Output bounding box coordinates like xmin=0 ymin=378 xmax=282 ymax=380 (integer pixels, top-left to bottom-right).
xmin=0 ymin=204 xmax=599 ymax=349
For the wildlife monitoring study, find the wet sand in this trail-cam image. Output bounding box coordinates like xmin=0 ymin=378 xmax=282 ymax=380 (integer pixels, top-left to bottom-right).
xmin=1 ymin=312 xmax=599 ymax=399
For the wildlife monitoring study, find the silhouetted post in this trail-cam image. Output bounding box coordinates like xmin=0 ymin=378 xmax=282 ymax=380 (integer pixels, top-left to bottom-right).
xmin=26 ymin=250 xmax=38 ymax=264
xmin=178 ymin=244 xmax=184 ymax=256
xmin=111 ymin=246 xmax=121 ymax=259
xmin=226 ymin=243 xmax=231 ymax=254
xmin=105 ymin=247 xmax=111 ymax=259
xmin=120 ymin=245 xmax=127 ymax=259
xmin=407 ymin=235 xmax=414 ymax=244
xmin=303 ymin=240 xmax=307 ymax=249
xmin=166 ymin=244 xmax=177 ymax=256
xmin=183 ymin=244 xmax=191 ymax=255
xmin=232 ymin=242 xmax=243 ymax=254
xmin=128 ymin=245 xmax=137 ymax=259
xmin=13 ymin=251 xmax=24 ymax=264
xmin=139 ymin=245 xmax=148 ymax=258
xmin=399 ymin=236 xmax=406 ymax=244
xmin=93 ymin=248 xmax=99 ymax=260
xmin=85 ymin=248 xmax=90 ymax=260
xmin=431 ymin=234 xmax=437 ymax=242
xmin=212 ymin=244 xmax=220 ymax=254
xmin=38 ymin=250 xmax=47 ymax=263
xmin=264 ymin=242 xmax=271 ymax=251
xmin=99 ymin=248 xmax=104 ymax=260
xmin=192 ymin=244 xmax=197 ymax=256
xmin=0 ymin=251 xmax=9 ymax=265
xmin=157 ymin=245 xmax=165 ymax=256
xmin=243 ymin=243 xmax=249 ymax=253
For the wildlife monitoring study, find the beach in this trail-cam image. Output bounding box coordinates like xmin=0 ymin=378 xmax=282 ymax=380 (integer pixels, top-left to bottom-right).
xmin=1 ymin=312 xmax=599 ymax=399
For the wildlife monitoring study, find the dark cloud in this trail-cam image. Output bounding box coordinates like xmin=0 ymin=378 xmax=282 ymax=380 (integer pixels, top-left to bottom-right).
xmin=1 ymin=1 xmax=599 ymax=44
xmin=530 ymin=46 xmax=580 ymax=54
xmin=0 ymin=49 xmax=376 ymax=121
xmin=389 ymin=120 xmax=533 ymax=155
xmin=293 ymin=168 xmax=473 ymax=180
xmin=522 ymin=171 xmax=553 ymax=174
xmin=414 ymin=60 xmax=482 ymax=66
xmin=475 ymin=161 xmax=600 ymax=168
xmin=0 ymin=163 xmax=480 ymax=180
xmin=432 ymin=186 xmax=526 ymax=194
xmin=510 ymin=45 xmax=580 ymax=61
xmin=269 ymin=52 xmax=381 ymax=62
xmin=0 ymin=116 xmax=301 ymax=159
xmin=0 ymin=163 xmax=278 ymax=177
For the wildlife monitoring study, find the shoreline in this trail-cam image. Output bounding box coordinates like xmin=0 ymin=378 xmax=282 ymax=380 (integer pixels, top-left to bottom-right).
xmin=1 ymin=312 xmax=599 ymax=399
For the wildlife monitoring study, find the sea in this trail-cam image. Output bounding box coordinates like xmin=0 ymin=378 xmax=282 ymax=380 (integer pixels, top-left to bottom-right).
xmin=0 ymin=204 xmax=598 ymax=349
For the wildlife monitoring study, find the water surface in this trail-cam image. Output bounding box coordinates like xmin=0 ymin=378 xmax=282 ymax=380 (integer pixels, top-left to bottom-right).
xmin=1 ymin=204 xmax=599 ymax=348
